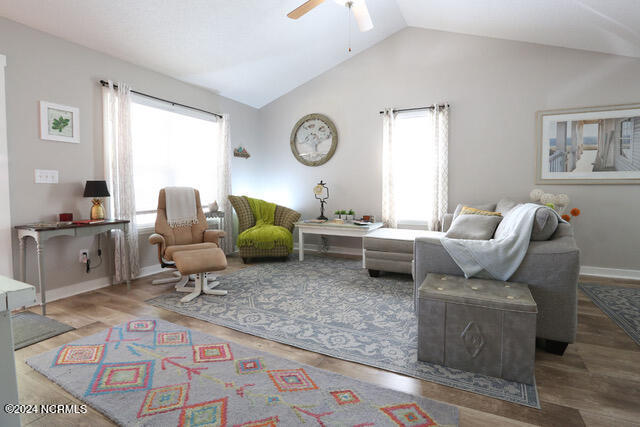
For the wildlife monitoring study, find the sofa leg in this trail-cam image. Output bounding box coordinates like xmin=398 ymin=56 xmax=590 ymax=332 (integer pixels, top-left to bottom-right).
xmin=242 ymin=257 xmax=249 ymax=264
xmin=368 ymin=269 xmax=380 ymax=278
xmin=536 ymin=338 xmax=569 ymax=355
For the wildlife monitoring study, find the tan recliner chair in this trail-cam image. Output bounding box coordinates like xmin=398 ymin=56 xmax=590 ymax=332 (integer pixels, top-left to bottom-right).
xmin=149 ymin=188 xmax=227 ymax=302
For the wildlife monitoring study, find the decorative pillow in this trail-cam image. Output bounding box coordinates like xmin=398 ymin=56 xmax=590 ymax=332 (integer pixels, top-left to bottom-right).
xmin=496 ymin=198 xmax=520 ymax=216
xmin=445 ymin=214 xmax=503 ymax=240
xmin=228 ymin=195 xmax=256 ymax=232
xmin=453 ymin=202 xmax=497 ymax=219
xmin=459 ymin=206 xmax=502 ymax=217
xmin=531 ymin=207 xmax=558 ymax=241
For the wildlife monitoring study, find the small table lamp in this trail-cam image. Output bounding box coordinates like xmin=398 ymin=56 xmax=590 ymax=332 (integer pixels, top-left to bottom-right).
xmin=83 ymin=180 xmax=110 ymax=220
xmin=313 ymin=180 xmax=329 ymax=220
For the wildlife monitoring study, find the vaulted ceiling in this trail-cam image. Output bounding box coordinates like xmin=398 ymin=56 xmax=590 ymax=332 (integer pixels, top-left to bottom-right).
xmin=1 ymin=0 xmax=639 ymax=108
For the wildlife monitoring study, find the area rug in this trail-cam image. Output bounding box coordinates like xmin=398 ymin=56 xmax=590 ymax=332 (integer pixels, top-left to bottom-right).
xmin=147 ymin=255 xmax=540 ymax=408
xmin=12 ymin=311 xmax=75 ymax=350
xmin=26 ymin=318 xmax=458 ymax=426
xmin=580 ymin=283 xmax=640 ymax=346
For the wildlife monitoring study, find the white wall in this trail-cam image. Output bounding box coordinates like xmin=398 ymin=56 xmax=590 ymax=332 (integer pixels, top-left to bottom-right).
xmin=256 ymin=27 xmax=640 ymax=271
xmin=0 ymin=53 xmax=12 ymax=277
xmin=0 ymin=18 xmax=260 ymax=292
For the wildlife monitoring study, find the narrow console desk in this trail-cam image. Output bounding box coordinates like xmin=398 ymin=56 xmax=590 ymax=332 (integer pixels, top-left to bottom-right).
xmin=15 ymin=219 xmax=131 ymax=315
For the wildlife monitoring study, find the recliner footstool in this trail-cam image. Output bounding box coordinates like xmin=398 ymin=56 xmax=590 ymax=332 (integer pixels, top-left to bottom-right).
xmin=172 ymin=248 xmax=227 ymax=303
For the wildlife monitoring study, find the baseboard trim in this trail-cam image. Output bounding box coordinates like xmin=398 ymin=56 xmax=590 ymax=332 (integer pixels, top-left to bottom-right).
xmin=34 ymin=276 xmax=112 ymax=306
xmin=580 ymin=266 xmax=640 ymax=281
xmin=30 ymin=264 xmax=165 ymax=307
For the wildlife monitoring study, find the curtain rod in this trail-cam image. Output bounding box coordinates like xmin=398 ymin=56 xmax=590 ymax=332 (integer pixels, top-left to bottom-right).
xmin=378 ymin=104 xmax=449 ymax=115
xmin=99 ymin=80 xmax=223 ymax=119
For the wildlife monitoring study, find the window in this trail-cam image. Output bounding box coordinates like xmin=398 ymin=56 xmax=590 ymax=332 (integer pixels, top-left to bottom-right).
xmin=130 ymin=95 xmax=221 ymax=227
xmin=392 ymin=111 xmax=436 ymax=225
xmin=620 ymin=119 xmax=633 ymax=159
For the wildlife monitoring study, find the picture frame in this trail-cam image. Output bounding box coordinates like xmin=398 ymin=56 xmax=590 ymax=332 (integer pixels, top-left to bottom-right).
xmin=536 ymin=103 xmax=640 ymax=184
xmin=39 ymin=101 xmax=80 ymax=143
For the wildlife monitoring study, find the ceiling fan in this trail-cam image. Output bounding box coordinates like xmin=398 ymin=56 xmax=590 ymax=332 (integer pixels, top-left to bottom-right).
xmin=287 ymin=0 xmax=374 ymax=32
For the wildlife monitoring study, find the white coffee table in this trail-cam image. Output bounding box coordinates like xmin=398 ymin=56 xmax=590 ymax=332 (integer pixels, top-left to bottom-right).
xmin=294 ymin=221 xmax=384 ymax=267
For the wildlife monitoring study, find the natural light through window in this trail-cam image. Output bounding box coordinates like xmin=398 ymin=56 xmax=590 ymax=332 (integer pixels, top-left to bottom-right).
xmin=393 ymin=111 xmax=435 ymax=225
xmin=131 ymin=96 xmax=221 ymax=227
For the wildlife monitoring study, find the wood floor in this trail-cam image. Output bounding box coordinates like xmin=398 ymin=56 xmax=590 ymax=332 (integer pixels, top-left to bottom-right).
xmin=13 ymin=255 xmax=640 ymax=426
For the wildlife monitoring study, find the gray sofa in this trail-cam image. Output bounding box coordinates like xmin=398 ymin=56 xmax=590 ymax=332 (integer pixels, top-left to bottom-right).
xmin=414 ymin=203 xmax=580 ymax=355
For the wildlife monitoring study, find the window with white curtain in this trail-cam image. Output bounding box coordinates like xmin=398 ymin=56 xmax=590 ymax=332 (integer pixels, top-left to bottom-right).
xmin=130 ymin=95 xmax=221 ymax=227
xmin=392 ymin=111 xmax=436 ymax=225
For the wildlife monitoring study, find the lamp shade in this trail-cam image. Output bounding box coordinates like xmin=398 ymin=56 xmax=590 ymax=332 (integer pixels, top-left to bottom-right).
xmin=83 ymin=180 xmax=110 ymax=198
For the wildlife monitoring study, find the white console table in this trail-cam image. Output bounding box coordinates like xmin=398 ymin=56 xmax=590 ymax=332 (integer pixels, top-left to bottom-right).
xmin=295 ymin=221 xmax=383 ymax=267
xmin=15 ymin=219 xmax=131 ymax=315
xmin=0 ymin=275 xmax=36 ymax=427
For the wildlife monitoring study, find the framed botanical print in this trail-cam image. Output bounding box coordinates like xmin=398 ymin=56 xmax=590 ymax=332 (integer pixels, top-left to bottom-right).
xmin=39 ymin=101 xmax=80 ymax=143
xmin=536 ymin=103 xmax=640 ymax=184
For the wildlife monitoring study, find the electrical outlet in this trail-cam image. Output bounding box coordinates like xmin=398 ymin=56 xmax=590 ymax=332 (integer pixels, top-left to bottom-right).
xmin=79 ymin=249 xmax=89 ymax=263
xmin=35 ymin=169 xmax=59 ymax=184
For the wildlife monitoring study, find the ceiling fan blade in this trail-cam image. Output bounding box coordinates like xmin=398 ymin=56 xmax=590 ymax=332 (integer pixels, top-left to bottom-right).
xmin=352 ymin=0 xmax=373 ymax=32
xmin=287 ymin=0 xmax=326 ymax=19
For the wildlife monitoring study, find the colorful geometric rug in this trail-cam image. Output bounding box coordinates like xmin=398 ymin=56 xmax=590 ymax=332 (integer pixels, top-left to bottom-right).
xmin=580 ymin=282 xmax=640 ymax=346
xmin=147 ymin=255 xmax=540 ymax=408
xmin=26 ymin=318 xmax=458 ymax=426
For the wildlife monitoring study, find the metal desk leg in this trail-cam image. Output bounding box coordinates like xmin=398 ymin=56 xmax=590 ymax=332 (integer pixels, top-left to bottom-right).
xmin=35 ymin=238 xmax=46 ymax=315
xmin=18 ymin=236 xmax=26 ymax=282
xmin=298 ymin=229 xmax=304 ymax=261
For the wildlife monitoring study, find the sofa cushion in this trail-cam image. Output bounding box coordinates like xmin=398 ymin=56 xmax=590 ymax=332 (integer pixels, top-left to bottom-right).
xmin=364 ymin=228 xmax=442 ymax=253
xmin=453 ymin=202 xmax=497 ymax=220
xmin=531 ymin=207 xmax=558 ymax=241
xmin=445 ymin=214 xmax=503 ymax=240
xmin=496 ymin=198 xmax=520 ymax=216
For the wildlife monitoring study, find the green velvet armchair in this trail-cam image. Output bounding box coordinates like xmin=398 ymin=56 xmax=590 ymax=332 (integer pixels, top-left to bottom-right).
xmin=228 ymin=195 xmax=301 ymax=263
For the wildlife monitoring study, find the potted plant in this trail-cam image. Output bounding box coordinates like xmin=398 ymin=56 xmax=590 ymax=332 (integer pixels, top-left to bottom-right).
xmin=347 ymin=209 xmax=355 ymax=221
xmin=339 ymin=210 xmax=347 ymax=220
xmin=334 ymin=210 xmax=342 ymax=219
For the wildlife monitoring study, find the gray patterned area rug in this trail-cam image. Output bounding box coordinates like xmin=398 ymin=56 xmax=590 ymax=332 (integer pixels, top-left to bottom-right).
xmin=147 ymin=255 xmax=540 ymax=408
xmin=580 ymin=283 xmax=640 ymax=346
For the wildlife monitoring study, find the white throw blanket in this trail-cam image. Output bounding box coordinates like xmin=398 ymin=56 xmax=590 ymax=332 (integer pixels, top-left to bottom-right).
xmin=441 ymin=203 xmax=563 ymax=281
xmin=165 ymin=187 xmax=198 ymax=228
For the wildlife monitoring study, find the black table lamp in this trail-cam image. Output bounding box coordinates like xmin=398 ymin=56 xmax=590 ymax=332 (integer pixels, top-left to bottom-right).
xmin=83 ymin=180 xmax=110 ymax=220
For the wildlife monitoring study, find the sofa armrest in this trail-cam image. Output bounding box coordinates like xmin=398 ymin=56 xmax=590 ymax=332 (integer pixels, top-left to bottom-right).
xmin=204 ymin=229 xmax=225 ymax=247
xmin=441 ymin=213 xmax=454 ymax=232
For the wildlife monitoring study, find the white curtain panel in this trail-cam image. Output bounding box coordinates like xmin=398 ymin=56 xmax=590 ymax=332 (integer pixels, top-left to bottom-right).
xmin=381 ymin=105 xmax=449 ymax=230
xmin=428 ymin=104 xmax=449 ymax=231
xmin=103 ymin=81 xmax=140 ymax=283
xmin=217 ymin=113 xmax=234 ymax=254
xmin=381 ymin=108 xmax=397 ymax=228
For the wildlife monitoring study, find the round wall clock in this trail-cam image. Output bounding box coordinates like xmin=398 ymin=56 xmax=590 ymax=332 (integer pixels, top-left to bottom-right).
xmin=290 ymin=113 xmax=338 ymax=167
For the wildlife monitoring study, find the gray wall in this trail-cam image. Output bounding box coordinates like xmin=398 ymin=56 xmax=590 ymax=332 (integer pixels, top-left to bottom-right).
xmin=0 ymin=18 xmax=259 ymax=291
xmin=256 ymin=27 xmax=640 ymax=270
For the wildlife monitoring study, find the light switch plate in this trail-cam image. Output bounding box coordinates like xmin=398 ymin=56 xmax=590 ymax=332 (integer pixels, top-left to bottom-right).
xmin=34 ymin=169 xmax=59 ymax=184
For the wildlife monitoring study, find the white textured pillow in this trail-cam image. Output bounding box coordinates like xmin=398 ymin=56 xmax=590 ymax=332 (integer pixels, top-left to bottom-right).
xmin=445 ymin=214 xmax=503 ymax=240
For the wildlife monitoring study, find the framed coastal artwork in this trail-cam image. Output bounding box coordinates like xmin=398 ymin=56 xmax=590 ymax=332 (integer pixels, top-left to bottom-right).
xmin=39 ymin=101 xmax=80 ymax=143
xmin=536 ymin=103 xmax=640 ymax=184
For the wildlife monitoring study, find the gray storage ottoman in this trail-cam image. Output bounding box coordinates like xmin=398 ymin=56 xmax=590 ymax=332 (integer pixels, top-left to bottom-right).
xmin=418 ymin=274 xmax=537 ymax=384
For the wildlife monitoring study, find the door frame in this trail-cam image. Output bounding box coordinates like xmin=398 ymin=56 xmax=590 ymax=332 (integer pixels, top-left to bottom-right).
xmin=0 ymin=54 xmax=14 ymax=277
